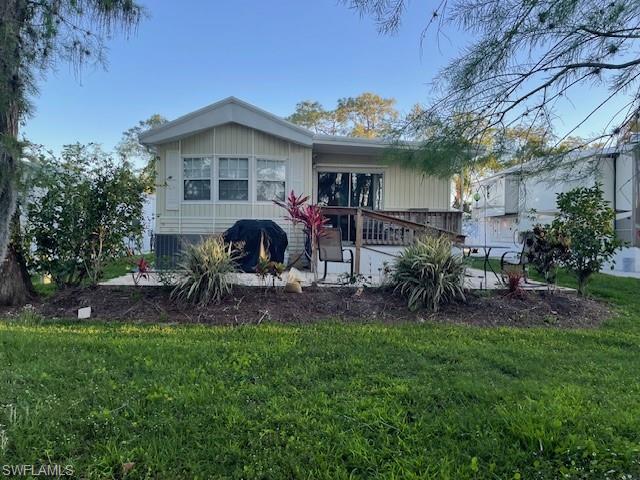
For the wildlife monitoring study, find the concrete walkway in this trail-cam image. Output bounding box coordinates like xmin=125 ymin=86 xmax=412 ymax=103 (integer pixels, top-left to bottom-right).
xmin=100 ymin=266 xmax=561 ymax=291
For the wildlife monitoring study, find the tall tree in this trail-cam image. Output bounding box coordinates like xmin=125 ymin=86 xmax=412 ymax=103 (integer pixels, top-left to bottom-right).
xmin=286 ymin=101 xmax=340 ymax=135
xmin=288 ymin=93 xmax=398 ymax=138
xmin=336 ymin=92 xmax=398 ymax=138
xmin=0 ymin=0 xmax=143 ymax=305
xmin=116 ymin=114 xmax=168 ymax=191
xmin=344 ymin=0 xmax=640 ymax=175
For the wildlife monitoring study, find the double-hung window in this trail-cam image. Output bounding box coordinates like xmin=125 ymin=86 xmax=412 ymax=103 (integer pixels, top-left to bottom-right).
xmin=256 ymin=159 xmax=286 ymax=202
xmin=219 ymin=157 xmax=249 ymax=201
xmin=183 ymin=157 xmax=211 ymax=201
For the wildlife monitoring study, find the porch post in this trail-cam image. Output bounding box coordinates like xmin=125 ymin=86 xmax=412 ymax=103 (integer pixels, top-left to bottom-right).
xmin=354 ymin=208 xmax=363 ymax=274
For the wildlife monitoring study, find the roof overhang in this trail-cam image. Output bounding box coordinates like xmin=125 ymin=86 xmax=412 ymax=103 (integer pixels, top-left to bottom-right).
xmin=139 ymin=97 xmax=315 ymax=147
xmin=312 ymin=135 xmax=419 ymax=156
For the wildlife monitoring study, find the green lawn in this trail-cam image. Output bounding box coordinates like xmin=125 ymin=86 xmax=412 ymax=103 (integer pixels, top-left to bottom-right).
xmin=1 ymin=272 xmax=640 ymax=478
xmin=31 ymin=253 xmax=155 ymax=297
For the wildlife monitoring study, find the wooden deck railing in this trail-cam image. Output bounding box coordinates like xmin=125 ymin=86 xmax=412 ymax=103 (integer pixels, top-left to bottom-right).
xmin=320 ymin=207 xmax=465 ymax=273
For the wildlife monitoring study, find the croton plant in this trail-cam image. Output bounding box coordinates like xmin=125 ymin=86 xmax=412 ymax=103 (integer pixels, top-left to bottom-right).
xmin=274 ymin=191 xmax=329 ymax=282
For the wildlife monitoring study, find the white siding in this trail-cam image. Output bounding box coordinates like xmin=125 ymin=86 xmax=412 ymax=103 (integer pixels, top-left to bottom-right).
xmin=313 ymin=153 xmax=451 ymax=210
xmin=155 ymin=125 xmax=311 ymax=252
xmin=156 ymin=129 xmax=452 ymax=253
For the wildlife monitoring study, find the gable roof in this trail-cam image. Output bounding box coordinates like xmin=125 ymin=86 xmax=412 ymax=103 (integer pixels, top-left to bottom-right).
xmin=139 ymin=96 xmax=315 ymax=147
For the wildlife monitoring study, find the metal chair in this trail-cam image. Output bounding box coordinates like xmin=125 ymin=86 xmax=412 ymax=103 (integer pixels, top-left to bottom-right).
xmin=317 ymin=227 xmax=354 ymax=281
xmin=500 ymin=232 xmax=536 ymax=282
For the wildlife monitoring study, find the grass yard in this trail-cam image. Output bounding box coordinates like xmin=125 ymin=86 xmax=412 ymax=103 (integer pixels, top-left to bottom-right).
xmin=31 ymin=253 xmax=155 ymax=298
xmin=1 ymin=273 xmax=640 ymax=478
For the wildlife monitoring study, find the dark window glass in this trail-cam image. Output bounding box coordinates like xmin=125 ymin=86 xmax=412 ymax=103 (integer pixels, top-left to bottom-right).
xmin=183 ymin=180 xmax=211 ymax=201
xmin=318 ymin=172 xmax=383 ymax=209
xmin=317 ymin=172 xmax=350 ymax=206
xmin=219 ymin=180 xmax=249 ymax=201
xmin=351 ymin=173 xmax=383 ymax=209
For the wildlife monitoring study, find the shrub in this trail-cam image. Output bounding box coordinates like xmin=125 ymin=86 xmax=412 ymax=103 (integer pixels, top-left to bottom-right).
xmin=26 ymin=144 xmax=145 ymax=287
xmin=391 ymin=235 xmax=466 ymax=312
xmin=526 ymin=224 xmax=569 ymax=286
xmin=171 ymin=236 xmax=239 ymax=306
xmin=551 ymin=184 xmax=623 ymax=295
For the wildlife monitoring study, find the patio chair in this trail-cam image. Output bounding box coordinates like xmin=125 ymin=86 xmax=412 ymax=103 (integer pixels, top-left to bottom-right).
xmin=317 ymin=227 xmax=354 ymax=282
xmin=500 ymin=232 xmax=536 ymax=282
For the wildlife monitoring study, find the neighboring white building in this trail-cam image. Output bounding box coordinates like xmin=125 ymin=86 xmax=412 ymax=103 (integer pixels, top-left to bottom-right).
xmin=466 ymin=142 xmax=640 ymax=274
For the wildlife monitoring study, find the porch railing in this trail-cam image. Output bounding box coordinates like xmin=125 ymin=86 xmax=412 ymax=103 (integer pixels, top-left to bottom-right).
xmin=320 ymin=207 xmax=465 ymax=273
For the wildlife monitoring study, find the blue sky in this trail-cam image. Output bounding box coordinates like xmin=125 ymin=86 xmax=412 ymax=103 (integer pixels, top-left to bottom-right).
xmin=23 ymin=0 xmax=628 ymax=154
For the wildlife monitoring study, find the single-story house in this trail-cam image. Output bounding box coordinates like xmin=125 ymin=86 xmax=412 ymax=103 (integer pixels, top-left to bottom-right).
xmin=466 ymin=142 xmax=640 ymax=274
xmin=139 ymin=97 xmax=459 ymax=264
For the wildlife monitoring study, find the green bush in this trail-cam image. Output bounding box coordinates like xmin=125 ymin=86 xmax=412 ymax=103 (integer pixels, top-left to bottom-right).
xmin=26 ymin=144 xmax=145 ymax=287
xmin=171 ymin=236 xmax=239 ymax=306
xmin=392 ymin=235 xmax=466 ymax=311
xmin=526 ymin=224 xmax=569 ymax=285
xmin=552 ymin=183 xmax=623 ymax=295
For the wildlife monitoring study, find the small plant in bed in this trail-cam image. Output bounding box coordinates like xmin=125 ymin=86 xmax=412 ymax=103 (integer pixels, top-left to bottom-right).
xmin=171 ymin=236 xmax=239 ymax=306
xmin=391 ymin=235 xmax=466 ymax=312
xmin=338 ymin=272 xmax=372 ymax=288
xmin=504 ymin=268 xmax=525 ymax=298
xmin=255 ymin=256 xmax=286 ymax=289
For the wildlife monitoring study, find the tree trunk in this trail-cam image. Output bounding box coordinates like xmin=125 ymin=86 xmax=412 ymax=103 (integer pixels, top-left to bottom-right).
xmin=576 ymin=271 xmax=589 ymax=296
xmin=0 ymin=0 xmax=33 ymax=305
xmin=0 ymin=239 xmax=34 ymax=306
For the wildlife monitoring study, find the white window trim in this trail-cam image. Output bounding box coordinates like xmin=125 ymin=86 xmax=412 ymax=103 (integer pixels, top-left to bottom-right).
xmin=255 ymin=157 xmax=288 ymax=204
xmin=179 ymin=154 xmax=290 ymax=205
xmin=181 ymin=155 xmax=213 ymax=203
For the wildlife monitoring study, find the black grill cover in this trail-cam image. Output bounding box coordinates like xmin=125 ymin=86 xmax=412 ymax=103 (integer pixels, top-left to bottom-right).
xmin=223 ymin=220 xmax=288 ymax=273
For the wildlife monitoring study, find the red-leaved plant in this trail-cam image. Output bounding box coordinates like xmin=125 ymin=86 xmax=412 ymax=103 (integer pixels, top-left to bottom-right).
xmin=505 ymin=269 xmax=525 ymax=298
xmin=274 ymin=191 xmax=329 ymax=283
xmin=132 ymin=256 xmax=151 ymax=286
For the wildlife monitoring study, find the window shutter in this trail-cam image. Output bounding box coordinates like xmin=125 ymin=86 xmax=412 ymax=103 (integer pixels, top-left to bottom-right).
xmin=289 ymin=158 xmax=304 ymax=197
xmin=165 ymin=150 xmax=180 ymax=211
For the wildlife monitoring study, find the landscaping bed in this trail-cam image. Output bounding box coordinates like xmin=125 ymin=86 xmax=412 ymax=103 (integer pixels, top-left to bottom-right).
xmin=8 ymin=285 xmax=610 ymax=328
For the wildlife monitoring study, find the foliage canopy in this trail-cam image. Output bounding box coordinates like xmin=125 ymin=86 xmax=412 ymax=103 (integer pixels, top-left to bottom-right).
xmin=345 ymin=0 xmax=640 ymax=175
xmin=287 ymin=92 xmax=398 ymax=138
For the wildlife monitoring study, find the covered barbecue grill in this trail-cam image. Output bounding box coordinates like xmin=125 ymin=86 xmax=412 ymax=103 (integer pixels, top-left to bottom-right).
xmin=223 ymin=220 xmax=288 ymax=272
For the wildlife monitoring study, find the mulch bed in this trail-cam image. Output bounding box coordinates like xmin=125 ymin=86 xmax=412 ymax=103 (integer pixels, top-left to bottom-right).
xmin=2 ymin=285 xmax=611 ymax=328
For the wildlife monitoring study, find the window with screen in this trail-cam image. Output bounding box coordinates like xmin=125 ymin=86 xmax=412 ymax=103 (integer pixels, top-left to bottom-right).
xmin=218 ymin=157 xmax=249 ymax=201
xmin=183 ymin=157 xmax=211 ymax=201
xmin=257 ymin=159 xmax=286 ymax=201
